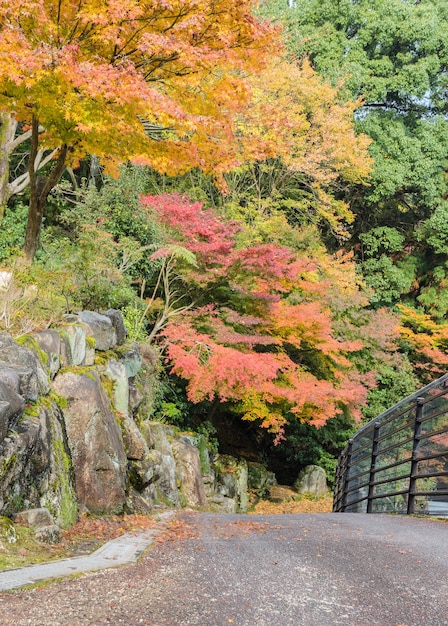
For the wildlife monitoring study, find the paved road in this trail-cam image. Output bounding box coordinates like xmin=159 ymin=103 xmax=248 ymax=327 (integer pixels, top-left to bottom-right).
xmin=0 ymin=512 xmax=447 ymax=625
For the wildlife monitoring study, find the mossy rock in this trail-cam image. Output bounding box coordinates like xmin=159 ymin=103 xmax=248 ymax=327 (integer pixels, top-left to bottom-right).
xmin=0 ymin=516 xmax=17 ymax=545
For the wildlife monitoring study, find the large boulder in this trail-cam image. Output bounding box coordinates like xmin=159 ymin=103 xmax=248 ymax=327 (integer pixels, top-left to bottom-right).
xmin=0 ymin=366 xmax=21 ymax=395
xmin=122 ymin=415 xmax=148 ymax=461
xmin=104 ymin=309 xmax=127 ymax=345
xmin=133 ymin=344 xmax=159 ymax=419
xmin=35 ymin=404 xmax=78 ymax=528
xmin=213 ymin=455 xmax=248 ymax=513
xmin=0 ymin=420 xmax=41 ymax=516
xmin=0 ymin=333 xmax=49 ymax=399
xmin=120 ymin=346 xmax=142 ymax=379
xmin=59 ymin=324 xmax=89 ymax=367
xmin=0 ymin=398 xmax=77 ymax=528
xmin=141 ymin=451 xmax=180 ymax=508
xmin=142 ymin=423 xmax=180 ymax=507
xmin=120 ymin=346 xmax=143 ymax=414
xmin=247 ymin=462 xmax=277 ymax=500
xmin=172 ymin=439 xmax=208 ymax=509
xmin=77 ymin=311 xmax=117 ymax=351
xmin=146 ymin=421 xmax=174 ymax=457
xmin=15 ymin=507 xmax=60 ymax=544
xmin=293 ymin=465 xmax=328 ymax=497
xmin=129 ymin=450 xmax=162 ymax=492
xmin=32 ymin=330 xmax=61 ymax=379
xmin=53 ymin=370 xmax=127 ymax=514
xmin=103 ymin=359 xmax=129 ymax=415
xmin=0 ymin=379 xmax=25 ymax=442
xmin=101 ymin=358 xmax=148 ymax=460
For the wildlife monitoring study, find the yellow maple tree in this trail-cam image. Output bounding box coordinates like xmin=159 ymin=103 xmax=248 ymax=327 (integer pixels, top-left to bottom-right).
xmin=231 ymin=57 xmax=373 ymax=236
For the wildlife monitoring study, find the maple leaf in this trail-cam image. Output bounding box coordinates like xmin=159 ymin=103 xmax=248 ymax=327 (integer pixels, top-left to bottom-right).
xmin=397 ymin=304 xmax=448 ymax=382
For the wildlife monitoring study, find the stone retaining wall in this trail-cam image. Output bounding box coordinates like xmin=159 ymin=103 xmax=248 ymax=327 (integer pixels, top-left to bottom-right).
xmin=0 ymin=311 xmax=255 ymax=528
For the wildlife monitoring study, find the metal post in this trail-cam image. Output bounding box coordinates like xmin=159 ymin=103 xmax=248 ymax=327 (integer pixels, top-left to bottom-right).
xmin=333 ymin=452 xmax=343 ymax=512
xmin=367 ymin=422 xmax=381 ymax=513
xmin=407 ymin=397 xmax=425 ymax=515
xmin=341 ymin=439 xmax=354 ymax=512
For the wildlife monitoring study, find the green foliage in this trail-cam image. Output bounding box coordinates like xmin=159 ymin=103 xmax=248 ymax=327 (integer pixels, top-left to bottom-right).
xmin=417 ymin=203 xmax=448 ymax=255
xmin=0 ymin=200 xmax=28 ymax=262
xmin=149 ymin=373 xmax=220 ymax=450
xmin=261 ymin=0 xmax=448 ymax=109
xmin=361 ymin=256 xmax=417 ymax=305
xmin=362 ymin=360 xmax=418 ymax=422
xmin=359 ymin=227 xmax=417 ymax=304
xmin=135 ymin=168 xmax=221 ymax=206
xmin=359 ymin=226 xmax=405 ymax=256
xmin=0 ymin=261 xmax=71 ymax=335
xmin=151 ymin=375 xmax=194 ymax=429
xmin=359 ymin=113 xmax=448 ymax=212
xmin=268 ymin=414 xmax=357 ymax=488
xmin=157 ymin=402 xmax=184 ymax=424
xmin=121 ymin=305 xmax=147 ymax=343
xmin=39 ymin=225 xmax=137 ymax=312
xmin=417 ymin=283 xmax=448 ymax=321
xmin=195 ymin=421 xmax=219 ymax=456
xmin=55 ymin=164 xmax=163 ymax=284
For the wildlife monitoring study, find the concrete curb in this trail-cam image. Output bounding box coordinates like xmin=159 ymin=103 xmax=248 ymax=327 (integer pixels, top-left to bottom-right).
xmin=0 ymin=511 xmax=177 ymax=592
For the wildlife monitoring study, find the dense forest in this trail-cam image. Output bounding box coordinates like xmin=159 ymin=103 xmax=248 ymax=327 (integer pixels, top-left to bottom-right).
xmin=0 ymin=0 xmax=447 ymax=484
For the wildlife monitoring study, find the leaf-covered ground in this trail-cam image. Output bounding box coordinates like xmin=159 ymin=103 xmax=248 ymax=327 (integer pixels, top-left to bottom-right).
xmin=0 ymin=490 xmax=332 ymax=571
xmin=250 ymin=485 xmax=333 ymax=515
xmin=0 ymin=513 xmax=159 ymax=571
xmin=250 ymin=498 xmax=333 ymax=515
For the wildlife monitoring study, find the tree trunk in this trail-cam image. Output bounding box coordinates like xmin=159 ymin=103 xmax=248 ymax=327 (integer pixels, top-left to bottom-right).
xmin=0 ymin=113 xmax=18 ymax=221
xmin=22 ymin=116 xmax=68 ymax=264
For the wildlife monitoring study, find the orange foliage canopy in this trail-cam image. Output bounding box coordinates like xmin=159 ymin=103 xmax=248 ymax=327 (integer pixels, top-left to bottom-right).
xmin=0 ymin=0 xmax=279 ymax=175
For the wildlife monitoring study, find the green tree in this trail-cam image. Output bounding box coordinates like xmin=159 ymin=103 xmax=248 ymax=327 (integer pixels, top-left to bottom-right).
xmin=260 ymin=0 xmax=448 ymax=231
xmin=260 ymin=0 xmax=448 ymax=362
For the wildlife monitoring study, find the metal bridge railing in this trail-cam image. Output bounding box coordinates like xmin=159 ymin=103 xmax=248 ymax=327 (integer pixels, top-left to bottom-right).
xmin=333 ymin=372 xmax=448 ymax=515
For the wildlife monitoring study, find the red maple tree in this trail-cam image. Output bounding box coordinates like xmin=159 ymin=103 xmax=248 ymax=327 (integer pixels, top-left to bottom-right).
xmin=141 ymin=193 xmax=373 ymax=441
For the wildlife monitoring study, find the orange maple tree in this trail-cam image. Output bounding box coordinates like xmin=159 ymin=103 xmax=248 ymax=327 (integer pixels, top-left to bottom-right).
xmin=0 ymin=0 xmax=279 ymax=261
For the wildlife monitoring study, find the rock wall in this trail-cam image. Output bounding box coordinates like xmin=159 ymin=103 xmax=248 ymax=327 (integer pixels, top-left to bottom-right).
xmin=0 ymin=311 xmax=260 ymax=528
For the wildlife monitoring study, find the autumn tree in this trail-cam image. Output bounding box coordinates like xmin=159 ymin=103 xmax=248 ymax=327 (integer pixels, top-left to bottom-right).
xmin=143 ymin=56 xmax=373 ymax=242
xmin=229 ymin=58 xmax=372 ymax=239
xmin=0 ymin=0 xmax=279 ymax=262
xmin=139 ymin=192 xmax=376 ymax=441
xmin=254 ymin=0 xmax=448 ymax=387
xmin=398 ymin=305 xmax=448 ymax=385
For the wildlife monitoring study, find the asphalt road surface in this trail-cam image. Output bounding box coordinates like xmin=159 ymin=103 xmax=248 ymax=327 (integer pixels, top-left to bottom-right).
xmin=0 ymin=512 xmax=447 ymax=626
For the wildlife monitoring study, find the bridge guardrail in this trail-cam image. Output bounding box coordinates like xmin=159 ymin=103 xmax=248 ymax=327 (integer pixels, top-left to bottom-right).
xmin=333 ymin=373 xmax=448 ymax=515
